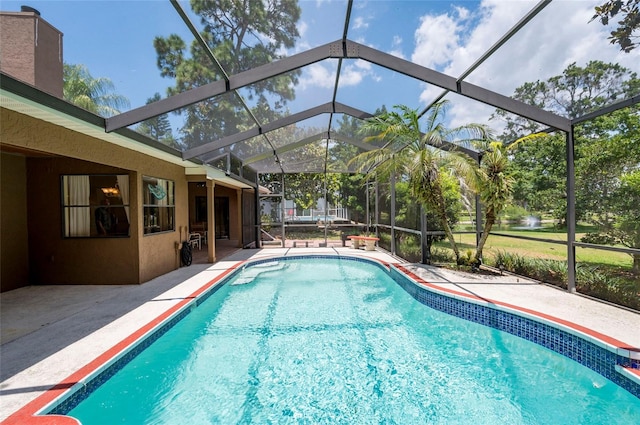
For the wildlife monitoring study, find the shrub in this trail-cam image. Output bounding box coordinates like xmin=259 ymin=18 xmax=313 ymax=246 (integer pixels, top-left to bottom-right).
xmin=525 ymin=257 xmax=568 ymax=286
xmin=491 ymin=251 xmax=638 ymax=310
xmin=396 ymin=233 xmax=421 ymax=263
xmin=580 ymin=232 xmax=617 ymax=245
xmin=379 ymin=232 xmax=392 ymax=252
xmin=459 ymin=249 xmax=475 ymax=266
xmin=261 ymin=214 xmax=272 ymax=233
xmin=492 ymin=251 xmax=539 ymax=277
xmin=576 ymin=265 xmax=640 ymax=310
xmin=431 ymin=247 xmax=456 ymax=264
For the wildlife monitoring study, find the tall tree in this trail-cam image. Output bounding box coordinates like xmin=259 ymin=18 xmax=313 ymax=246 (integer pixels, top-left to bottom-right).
xmin=154 ymin=0 xmax=301 ymax=149
xmin=508 ymin=133 xmax=568 ymax=223
xmin=458 ymin=141 xmax=515 ymax=265
xmin=495 ymin=61 xmax=639 ymax=140
xmin=352 ymin=102 xmax=489 ymax=264
xmin=495 ymin=61 xmax=639 ymax=222
xmin=329 ymin=114 xmax=370 ymax=224
xmin=591 ymin=0 xmax=640 ymax=52
xmin=496 ymin=61 xmax=640 ymax=272
xmin=613 ymin=170 xmax=640 ymax=272
xmin=63 ymin=63 xmax=129 ymax=117
xmin=577 ymin=107 xmax=640 ymax=272
xmin=136 ymin=93 xmax=179 ymax=149
xmin=283 ymin=172 xmax=341 ymax=211
xmin=393 ymin=173 xmax=462 ymax=263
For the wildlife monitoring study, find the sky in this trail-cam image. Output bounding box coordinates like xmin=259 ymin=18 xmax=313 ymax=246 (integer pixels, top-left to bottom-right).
xmin=2 ymin=0 xmax=638 ymax=137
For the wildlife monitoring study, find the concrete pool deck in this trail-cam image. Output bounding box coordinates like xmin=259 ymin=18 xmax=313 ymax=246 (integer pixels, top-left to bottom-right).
xmin=1 ymin=247 xmax=639 ymax=421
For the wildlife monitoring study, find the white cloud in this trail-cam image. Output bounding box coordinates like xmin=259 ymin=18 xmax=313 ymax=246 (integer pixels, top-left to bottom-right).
xmin=353 ymin=16 xmax=369 ymax=30
xmin=388 ymin=48 xmax=406 ymax=60
xmin=411 ymin=13 xmax=463 ymax=69
xmin=354 ymin=36 xmax=368 ymax=45
xmin=411 ymin=0 xmax=639 ymax=133
xmin=298 ymin=62 xmax=336 ymax=90
xmin=354 ymin=59 xmax=371 ymax=71
xmin=388 ymin=35 xmax=406 ymax=59
xmin=454 ymin=5 xmax=470 ymax=21
xmin=418 ymin=84 xmax=446 ymax=106
xmin=297 ymin=20 xmax=308 ymax=38
xmin=447 ymin=96 xmax=499 ymax=132
xmin=339 ymin=60 xmax=380 ymax=87
xmin=297 ymin=59 xmax=380 ymax=91
xmin=339 ymin=65 xmax=365 ymax=86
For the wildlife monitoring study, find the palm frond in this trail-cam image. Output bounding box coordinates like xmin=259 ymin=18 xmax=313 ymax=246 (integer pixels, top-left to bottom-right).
xmin=506 ymin=132 xmax=549 ymax=150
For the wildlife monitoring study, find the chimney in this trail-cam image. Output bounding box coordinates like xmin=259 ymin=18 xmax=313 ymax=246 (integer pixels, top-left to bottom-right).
xmin=20 ymin=5 xmax=40 ymax=15
xmin=0 ymin=5 xmax=64 ymax=98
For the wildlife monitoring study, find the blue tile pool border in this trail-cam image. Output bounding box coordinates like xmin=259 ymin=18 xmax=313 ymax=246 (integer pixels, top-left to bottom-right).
xmin=389 ymin=265 xmax=640 ymax=399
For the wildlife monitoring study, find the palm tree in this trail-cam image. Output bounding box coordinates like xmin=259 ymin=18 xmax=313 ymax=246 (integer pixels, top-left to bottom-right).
xmin=352 ymin=102 xmax=489 ymax=264
xmin=459 ymin=141 xmax=514 ymax=265
xmin=63 ymin=63 xmax=130 ymax=117
xmin=137 ymin=93 xmax=179 ymax=149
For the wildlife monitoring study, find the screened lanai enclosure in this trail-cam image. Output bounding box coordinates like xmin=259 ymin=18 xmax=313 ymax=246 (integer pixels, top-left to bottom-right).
xmin=15 ymin=0 xmax=640 ymax=309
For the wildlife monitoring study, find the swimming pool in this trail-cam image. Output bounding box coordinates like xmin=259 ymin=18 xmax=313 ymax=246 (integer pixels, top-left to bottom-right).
xmin=38 ymin=257 xmax=640 ymax=423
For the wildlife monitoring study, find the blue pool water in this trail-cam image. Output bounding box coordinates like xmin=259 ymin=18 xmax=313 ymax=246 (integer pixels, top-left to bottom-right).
xmin=60 ymin=257 xmax=640 ymax=424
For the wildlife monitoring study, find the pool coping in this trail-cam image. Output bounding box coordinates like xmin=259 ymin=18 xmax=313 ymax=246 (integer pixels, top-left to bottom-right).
xmin=395 ymin=264 xmax=640 ymax=360
xmin=1 ymin=264 xmax=243 ymax=425
xmin=2 ymin=250 xmax=639 ymax=423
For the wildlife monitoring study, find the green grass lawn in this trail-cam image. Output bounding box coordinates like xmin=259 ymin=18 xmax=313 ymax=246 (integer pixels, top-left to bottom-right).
xmin=441 ymin=228 xmax=633 ymax=269
xmin=429 ymin=226 xmax=638 ymax=310
xmin=284 ymin=224 xmax=633 ymax=270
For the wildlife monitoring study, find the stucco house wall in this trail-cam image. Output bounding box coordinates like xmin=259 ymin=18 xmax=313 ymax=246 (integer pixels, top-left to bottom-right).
xmin=1 ymin=108 xmax=189 ymax=287
xmin=0 ymin=152 xmax=30 ymax=291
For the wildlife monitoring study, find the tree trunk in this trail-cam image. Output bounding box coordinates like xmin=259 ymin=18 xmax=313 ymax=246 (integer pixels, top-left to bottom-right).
xmin=433 ymin=194 xmax=459 ymax=263
xmin=474 ymin=208 xmax=496 ymax=265
xmin=424 ymin=236 xmax=433 ymax=265
xmin=418 ymin=178 xmax=460 ymax=263
xmin=633 ymin=253 xmax=640 ymax=275
xmin=442 ymin=217 xmax=460 ymax=263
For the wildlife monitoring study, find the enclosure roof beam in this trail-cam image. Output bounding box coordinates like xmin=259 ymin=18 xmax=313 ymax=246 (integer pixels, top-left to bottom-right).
xmin=248 ymin=133 xmax=328 ymax=165
xmin=330 ymin=134 xmax=378 ymax=152
xmin=244 ymin=132 xmax=376 ymax=166
xmin=418 ymin=0 xmax=552 ymax=119
xmin=187 ymin=99 xmax=478 ymax=162
xmin=105 ymin=40 xmax=340 ymax=132
xmin=187 ymin=103 xmax=332 ymax=160
xmin=106 ymin=38 xmax=569 ymax=136
xmin=187 ymin=101 xmax=373 ymax=160
xmin=351 ymin=40 xmax=571 ymax=132
xmin=571 ymin=93 xmax=640 ymax=125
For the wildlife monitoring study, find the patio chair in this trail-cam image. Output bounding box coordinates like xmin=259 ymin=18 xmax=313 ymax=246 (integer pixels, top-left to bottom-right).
xmin=188 ymin=232 xmax=201 ymax=250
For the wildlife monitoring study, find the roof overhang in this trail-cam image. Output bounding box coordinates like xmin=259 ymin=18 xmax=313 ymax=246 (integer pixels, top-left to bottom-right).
xmin=184 ymin=166 xmax=254 ymax=189
xmin=0 ymin=73 xmax=254 ymax=190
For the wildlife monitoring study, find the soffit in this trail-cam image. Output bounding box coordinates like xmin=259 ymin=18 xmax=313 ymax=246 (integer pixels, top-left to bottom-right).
xmin=1 ymin=88 xmax=252 ymax=189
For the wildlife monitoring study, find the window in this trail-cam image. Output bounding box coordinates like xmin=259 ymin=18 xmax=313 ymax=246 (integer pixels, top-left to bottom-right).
xmin=143 ymin=176 xmax=175 ymax=234
xmin=62 ymin=174 xmax=130 ymax=238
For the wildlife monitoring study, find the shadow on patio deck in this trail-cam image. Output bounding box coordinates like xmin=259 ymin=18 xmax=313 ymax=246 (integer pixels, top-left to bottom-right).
xmin=0 ymin=240 xmax=246 ymax=382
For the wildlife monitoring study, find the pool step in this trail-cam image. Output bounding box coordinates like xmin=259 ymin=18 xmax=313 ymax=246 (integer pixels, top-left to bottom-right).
xmin=232 ymin=261 xmax=287 ymax=285
xmin=616 ymin=365 xmax=640 ymax=386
